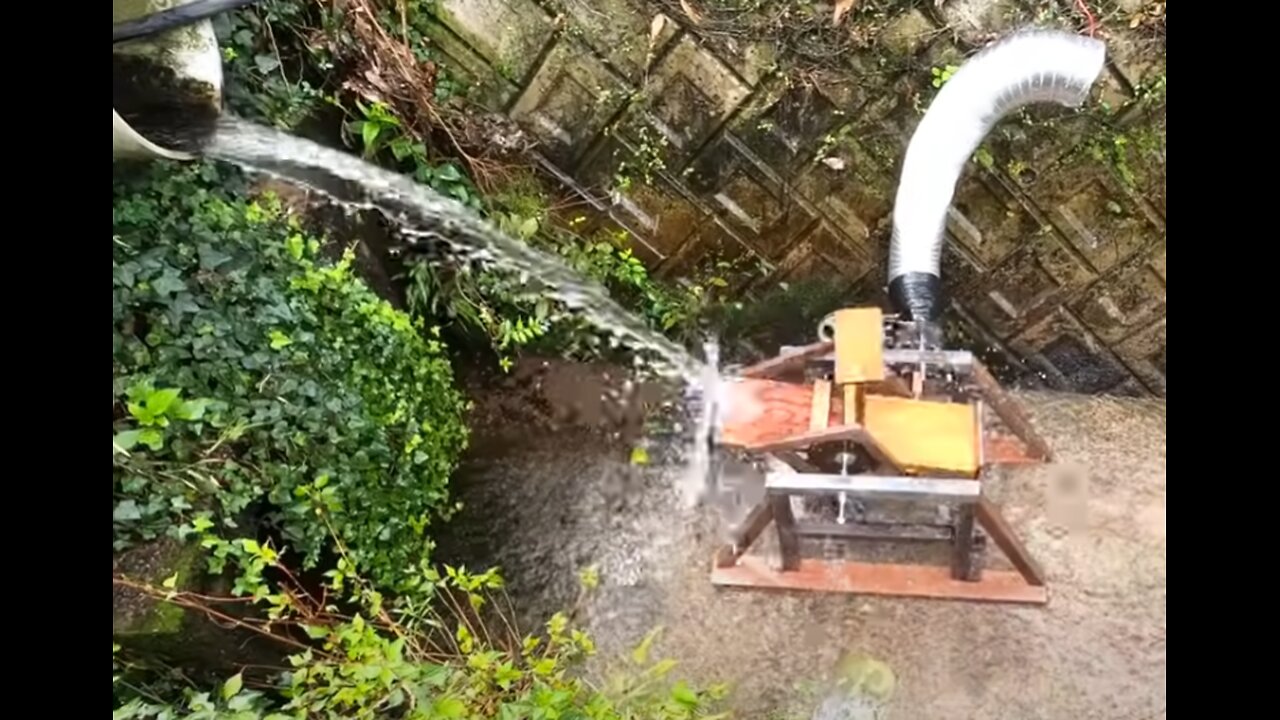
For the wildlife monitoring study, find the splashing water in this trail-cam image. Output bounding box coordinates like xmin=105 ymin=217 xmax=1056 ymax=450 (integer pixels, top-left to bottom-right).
xmin=208 ymin=117 xmax=698 ymax=376
xmin=205 ymin=117 xmax=721 ymax=502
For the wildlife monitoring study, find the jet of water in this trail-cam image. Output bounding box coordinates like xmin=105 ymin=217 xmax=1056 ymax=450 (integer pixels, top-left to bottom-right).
xmin=206 ymin=116 xmax=722 ymax=497
xmin=206 ymin=116 xmax=702 ymax=380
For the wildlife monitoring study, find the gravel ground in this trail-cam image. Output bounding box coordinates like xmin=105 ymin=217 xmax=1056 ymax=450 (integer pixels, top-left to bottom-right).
xmin=439 ymin=359 xmax=1166 ymax=720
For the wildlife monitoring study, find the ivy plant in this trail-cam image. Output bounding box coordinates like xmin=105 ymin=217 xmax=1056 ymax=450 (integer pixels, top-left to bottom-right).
xmin=112 ymin=161 xmax=469 ymax=590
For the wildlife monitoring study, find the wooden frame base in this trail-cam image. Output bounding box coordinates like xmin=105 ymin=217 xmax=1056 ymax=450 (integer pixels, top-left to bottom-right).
xmin=712 ymin=307 xmax=1051 ymax=606
xmin=711 ymin=555 xmax=1048 ymax=605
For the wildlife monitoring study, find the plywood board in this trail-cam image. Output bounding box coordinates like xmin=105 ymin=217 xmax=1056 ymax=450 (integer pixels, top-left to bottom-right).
xmin=833 ymin=308 xmax=884 ymax=384
xmin=843 ymin=383 xmax=860 ymax=426
xmin=862 ymin=395 xmax=979 ymax=476
xmin=711 ymin=556 xmax=1047 ymax=605
xmin=719 ymin=378 xmax=847 ymax=449
xmin=809 ymin=380 xmax=832 ymax=431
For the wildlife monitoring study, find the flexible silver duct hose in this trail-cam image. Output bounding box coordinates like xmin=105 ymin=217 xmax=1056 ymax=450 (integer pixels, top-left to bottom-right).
xmin=887 ymin=29 xmax=1107 ymax=321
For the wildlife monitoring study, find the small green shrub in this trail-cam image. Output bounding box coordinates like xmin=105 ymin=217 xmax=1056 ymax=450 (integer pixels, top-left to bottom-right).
xmin=112 ymin=162 xmax=468 ymax=590
xmin=402 ymin=173 xmax=741 ymax=370
xmin=216 ymin=0 xmax=331 ymax=130
xmin=113 ymin=531 xmax=729 ymax=719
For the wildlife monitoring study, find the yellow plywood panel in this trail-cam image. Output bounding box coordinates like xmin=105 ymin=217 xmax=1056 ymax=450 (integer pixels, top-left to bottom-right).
xmin=863 ymin=395 xmax=979 ymax=476
xmin=810 ymin=380 xmax=832 ymax=431
xmin=833 ymin=308 xmax=884 ymax=384
xmin=843 ymin=383 xmax=860 ymax=426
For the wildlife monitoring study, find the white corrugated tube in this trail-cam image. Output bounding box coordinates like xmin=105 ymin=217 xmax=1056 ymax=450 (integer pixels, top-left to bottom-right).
xmin=886 ymin=29 xmax=1107 ymax=321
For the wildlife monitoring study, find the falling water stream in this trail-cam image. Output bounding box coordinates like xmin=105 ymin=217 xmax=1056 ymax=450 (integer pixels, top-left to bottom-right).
xmin=208 ymin=118 xmax=698 ymax=375
xmin=205 ymin=116 xmax=722 ymax=504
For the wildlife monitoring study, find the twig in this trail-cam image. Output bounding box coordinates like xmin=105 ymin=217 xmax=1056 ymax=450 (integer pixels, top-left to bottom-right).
xmin=113 ymin=576 xmax=316 ymax=653
xmin=487 ymin=587 xmax=522 ymax=650
xmin=347 ymin=0 xmax=483 ymax=174
xmin=1075 ymin=0 xmax=1099 ymax=37
xmin=117 ymin=679 xmax=168 ymax=705
xmin=261 ymin=14 xmax=291 ymax=87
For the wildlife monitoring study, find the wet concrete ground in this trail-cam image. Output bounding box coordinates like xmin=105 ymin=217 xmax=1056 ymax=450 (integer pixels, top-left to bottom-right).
xmin=439 ymin=359 xmax=1166 ymax=720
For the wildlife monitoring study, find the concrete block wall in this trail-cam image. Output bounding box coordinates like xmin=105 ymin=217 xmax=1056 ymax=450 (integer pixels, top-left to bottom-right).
xmin=430 ymin=0 xmax=1166 ymax=396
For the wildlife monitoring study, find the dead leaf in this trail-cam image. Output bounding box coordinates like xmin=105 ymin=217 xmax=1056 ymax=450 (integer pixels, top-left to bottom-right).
xmin=649 ymin=14 xmax=667 ymax=48
xmin=833 ymin=0 xmax=857 ymax=26
xmin=680 ymin=0 xmax=704 ymax=25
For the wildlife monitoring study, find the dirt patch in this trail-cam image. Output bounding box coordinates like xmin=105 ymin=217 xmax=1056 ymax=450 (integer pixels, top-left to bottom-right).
xmin=458 ymin=354 xmax=675 ymax=452
xmin=439 ymin=378 xmax=1166 ymax=719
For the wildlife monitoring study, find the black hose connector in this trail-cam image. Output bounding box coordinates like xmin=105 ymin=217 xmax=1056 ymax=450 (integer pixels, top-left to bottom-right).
xmin=888 ymin=271 xmax=944 ymax=322
xmin=113 ymin=0 xmax=262 ymax=44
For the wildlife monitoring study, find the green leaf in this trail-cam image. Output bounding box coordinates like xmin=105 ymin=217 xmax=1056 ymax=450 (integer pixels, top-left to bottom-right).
xmin=518 ymin=216 xmax=539 ymax=239
xmin=432 ymin=697 xmax=466 ymax=718
xmin=113 ymin=500 xmax=142 ymax=522
xmin=495 ymin=662 xmax=523 ymax=689
xmin=388 ymin=688 xmax=406 ymax=708
xmin=498 ymin=704 xmax=527 ymax=720
xmin=151 ymin=272 xmax=186 ymax=297
xmin=974 ymin=146 xmax=995 ymax=170
xmin=286 ymin=234 xmax=305 ymax=260
xmin=222 ymin=672 xmax=243 ymax=700
xmin=629 ymin=446 xmax=650 ymax=466
xmin=114 ymin=430 xmax=142 ymax=452
xmin=173 ymin=398 xmax=209 ymax=421
xmin=435 ymin=163 xmax=463 ymax=182
xmin=361 ymin=121 xmax=381 ymax=150
xmin=650 ymin=657 xmax=677 ymax=677
xmin=671 ymin=681 xmax=698 ymax=706
xmin=162 ymin=572 xmax=179 ymax=589
xmin=138 ymin=428 xmax=165 ymax=451
xmin=390 ymin=137 xmax=414 ymax=161
xmin=422 ymin=663 xmax=451 ymax=687
xmin=198 ymin=244 xmax=232 ymax=270
xmin=254 ymin=53 xmax=280 ymax=73
xmin=146 ymin=388 xmax=182 ymax=416
xmin=631 ymin=626 xmax=662 ymax=665
xmin=269 ymin=330 xmax=293 ymax=349
xmin=126 ymin=401 xmax=154 ymax=425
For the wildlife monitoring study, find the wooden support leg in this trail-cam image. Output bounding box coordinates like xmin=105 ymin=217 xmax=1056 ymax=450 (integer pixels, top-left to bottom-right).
xmin=976 ymin=497 xmax=1046 ymax=586
xmin=715 ymin=500 xmax=774 ymax=568
xmin=771 ymin=494 xmax=801 ymax=571
xmin=951 ymin=503 xmax=981 ymax=581
xmin=972 ymin=360 xmax=1052 ymax=461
